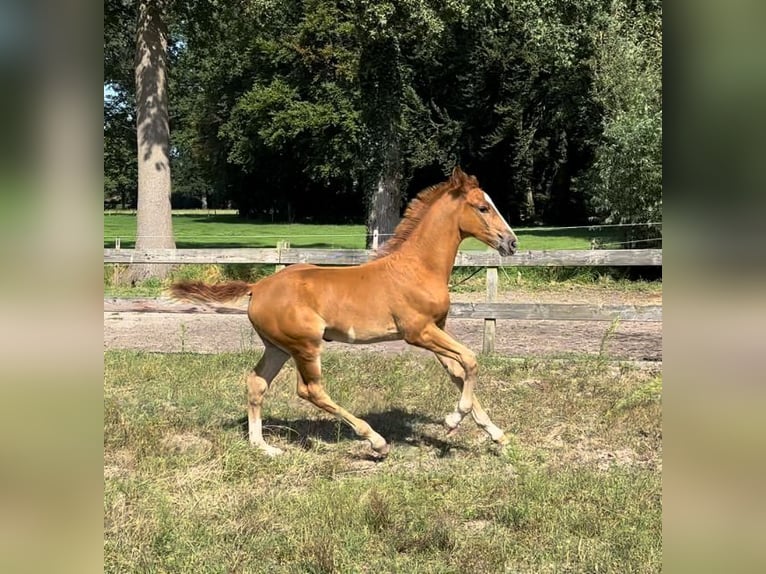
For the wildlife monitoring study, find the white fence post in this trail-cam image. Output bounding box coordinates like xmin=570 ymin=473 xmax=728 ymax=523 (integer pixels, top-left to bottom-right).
xmin=275 ymin=240 xmax=290 ymax=272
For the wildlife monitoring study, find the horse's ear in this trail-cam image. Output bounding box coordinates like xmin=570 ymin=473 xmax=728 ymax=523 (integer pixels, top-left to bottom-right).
xmin=450 ymin=166 xmax=478 ymax=193
xmin=450 ymin=166 xmax=467 ymax=186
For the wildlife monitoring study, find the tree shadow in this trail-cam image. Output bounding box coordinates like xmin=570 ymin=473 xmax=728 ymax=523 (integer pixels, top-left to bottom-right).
xmin=188 ymin=215 xmax=245 ymax=224
xmin=222 ymin=407 xmax=465 ymax=458
xmin=186 ymin=215 xmax=283 ymax=224
xmin=169 ymin=240 xmax=358 ymax=249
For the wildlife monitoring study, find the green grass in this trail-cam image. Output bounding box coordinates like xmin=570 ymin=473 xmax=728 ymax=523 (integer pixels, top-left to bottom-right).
xmin=104 ymin=214 xmax=369 ymax=249
xmin=104 ymin=350 xmax=662 ymax=573
xmin=104 ymin=213 xmax=625 ymax=250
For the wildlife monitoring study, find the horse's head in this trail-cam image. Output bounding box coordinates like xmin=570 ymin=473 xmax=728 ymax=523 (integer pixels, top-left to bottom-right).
xmin=451 ymin=167 xmax=518 ymax=256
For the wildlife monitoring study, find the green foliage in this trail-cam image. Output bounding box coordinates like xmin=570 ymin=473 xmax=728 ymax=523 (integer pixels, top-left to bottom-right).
xmin=103 ymin=102 xmax=137 ymax=209
xmin=104 ymin=0 xmax=663 ymax=232
xmin=580 ymin=1 xmax=663 ymax=244
xmin=104 ymin=1 xmax=138 ymax=208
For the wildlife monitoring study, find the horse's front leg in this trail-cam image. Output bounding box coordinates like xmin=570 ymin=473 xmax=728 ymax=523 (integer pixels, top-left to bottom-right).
xmin=406 ymin=323 xmax=506 ymax=444
xmin=434 ymin=354 xmax=508 ymax=445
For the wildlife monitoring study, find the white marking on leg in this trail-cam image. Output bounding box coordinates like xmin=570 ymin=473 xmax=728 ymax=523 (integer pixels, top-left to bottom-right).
xmin=483 ymin=422 xmax=506 ymax=442
xmin=249 ymin=419 xmax=261 ymax=444
xmin=469 ymin=404 xmax=506 ymax=442
xmin=347 ymin=327 xmax=356 ymax=342
xmin=445 ymin=410 xmax=467 ymax=430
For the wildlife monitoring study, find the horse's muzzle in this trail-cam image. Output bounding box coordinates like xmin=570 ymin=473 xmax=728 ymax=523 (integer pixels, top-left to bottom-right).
xmin=497 ymin=236 xmax=518 ymax=256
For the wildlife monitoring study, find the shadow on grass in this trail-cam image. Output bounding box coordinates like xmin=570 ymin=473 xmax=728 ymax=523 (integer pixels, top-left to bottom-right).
xmin=184 ymin=215 xmax=364 ymax=226
xmin=224 ymin=407 xmax=464 ymax=458
xmin=187 ymin=215 xmax=245 ymax=224
xmin=170 ymin=241 xmax=347 ymax=249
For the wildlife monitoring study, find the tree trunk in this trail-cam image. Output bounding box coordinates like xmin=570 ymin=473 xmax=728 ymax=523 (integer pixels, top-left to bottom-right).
xmin=359 ymin=36 xmax=403 ymax=249
xmin=366 ymin=142 xmax=402 ymax=247
xmin=126 ymin=0 xmax=174 ymax=284
xmin=523 ymin=185 xmax=535 ymax=223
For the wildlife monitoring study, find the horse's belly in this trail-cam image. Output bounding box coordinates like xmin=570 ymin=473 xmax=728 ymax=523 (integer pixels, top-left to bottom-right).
xmin=322 ymin=325 xmax=401 ymax=344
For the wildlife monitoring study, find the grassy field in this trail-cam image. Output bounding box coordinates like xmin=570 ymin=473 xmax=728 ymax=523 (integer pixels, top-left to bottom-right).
xmin=104 ymin=213 xmax=626 ymax=250
xmin=104 ymin=350 xmax=662 ymax=573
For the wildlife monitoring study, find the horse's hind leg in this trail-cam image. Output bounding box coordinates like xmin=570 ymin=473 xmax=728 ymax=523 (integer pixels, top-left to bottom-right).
xmin=293 ymin=352 xmax=390 ymax=457
xmin=435 ymin=354 xmax=508 ymax=445
xmin=247 ymin=342 xmax=289 ymax=456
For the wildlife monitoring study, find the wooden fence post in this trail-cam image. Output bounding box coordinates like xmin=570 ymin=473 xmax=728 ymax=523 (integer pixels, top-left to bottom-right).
xmin=275 ymin=240 xmax=290 ymax=272
xmin=482 ymin=266 xmax=498 ymax=354
xmin=372 ymin=228 xmax=379 ymax=250
xmin=112 ymin=238 xmax=122 ymax=285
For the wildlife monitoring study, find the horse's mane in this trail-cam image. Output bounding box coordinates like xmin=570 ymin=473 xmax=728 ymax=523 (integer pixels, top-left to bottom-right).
xmin=373 ymin=170 xmax=477 ymax=259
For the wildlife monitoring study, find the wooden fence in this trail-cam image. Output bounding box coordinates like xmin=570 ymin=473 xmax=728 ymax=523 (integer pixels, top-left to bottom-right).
xmin=104 ymin=247 xmax=661 ymax=267
xmin=104 ymin=247 xmax=662 ymax=353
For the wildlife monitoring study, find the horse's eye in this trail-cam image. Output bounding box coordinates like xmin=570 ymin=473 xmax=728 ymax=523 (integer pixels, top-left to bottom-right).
xmin=478 ymin=205 xmax=490 ymax=214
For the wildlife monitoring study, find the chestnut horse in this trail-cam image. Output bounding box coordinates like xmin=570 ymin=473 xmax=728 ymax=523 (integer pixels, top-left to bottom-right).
xmin=170 ymin=167 xmax=518 ymax=456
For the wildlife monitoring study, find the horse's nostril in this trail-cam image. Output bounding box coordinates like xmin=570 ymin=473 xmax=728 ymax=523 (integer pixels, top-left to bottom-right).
xmin=511 ymin=239 xmax=518 ymax=249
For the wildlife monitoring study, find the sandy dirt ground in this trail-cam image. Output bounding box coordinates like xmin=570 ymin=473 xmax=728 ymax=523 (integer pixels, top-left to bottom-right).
xmin=104 ymin=286 xmax=662 ymax=361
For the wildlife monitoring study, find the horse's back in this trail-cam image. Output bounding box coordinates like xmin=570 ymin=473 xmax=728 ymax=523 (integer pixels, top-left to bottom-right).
xmin=247 ymin=261 xmax=404 ymax=345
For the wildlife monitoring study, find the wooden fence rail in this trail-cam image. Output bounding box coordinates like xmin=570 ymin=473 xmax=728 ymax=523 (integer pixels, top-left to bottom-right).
xmin=104 ymin=247 xmax=661 ymax=267
xmin=104 ymin=247 xmax=662 ymax=353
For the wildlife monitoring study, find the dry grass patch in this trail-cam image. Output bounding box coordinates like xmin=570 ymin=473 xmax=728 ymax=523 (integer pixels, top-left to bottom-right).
xmin=104 ymin=350 xmax=661 ymax=573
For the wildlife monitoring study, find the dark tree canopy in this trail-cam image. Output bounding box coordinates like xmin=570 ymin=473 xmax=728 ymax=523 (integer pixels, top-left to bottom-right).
xmin=104 ymin=0 xmax=662 ymax=239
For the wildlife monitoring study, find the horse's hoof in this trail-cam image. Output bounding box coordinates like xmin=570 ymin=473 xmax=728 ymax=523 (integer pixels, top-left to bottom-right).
xmin=372 ymin=442 xmax=391 ymax=458
xmin=444 ymin=412 xmax=463 ymax=431
xmin=494 ymin=434 xmax=510 ymax=447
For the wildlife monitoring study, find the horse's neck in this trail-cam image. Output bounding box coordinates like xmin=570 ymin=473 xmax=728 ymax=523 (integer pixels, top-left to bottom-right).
xmin=396 ymin=199 xmax=462 ymax=283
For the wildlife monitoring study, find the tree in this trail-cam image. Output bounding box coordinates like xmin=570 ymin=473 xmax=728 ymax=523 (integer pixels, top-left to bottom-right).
xmin=354 ymin=0 xmax=451 ymax=246
xmin=104 ymin=97 xmax=137 ymax=209
xmin=104 ymin=0 xmax=138 ymax=210
xmin=358 ymin=34 xmax=404 ymax=246
xmin=450 ymin=0 xmax=603 ymax=225
xmin=128 ymin=0 xmax=175 ymax=282
xmin=103 ymin=0 xmax=662 ymax=244
xmin=580 ymin=0 xmax=662 ymax=245
xmin=174 ymin=0 xmax=364 ymax=221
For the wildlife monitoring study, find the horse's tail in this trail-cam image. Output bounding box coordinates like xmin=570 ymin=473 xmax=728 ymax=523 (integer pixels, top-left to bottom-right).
xmin=169 ymin=280 xmax=253 ymax=304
